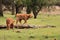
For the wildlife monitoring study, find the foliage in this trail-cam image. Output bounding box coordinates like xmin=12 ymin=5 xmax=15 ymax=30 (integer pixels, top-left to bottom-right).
xmin=0 ymin=0 xmax=60 ymax=17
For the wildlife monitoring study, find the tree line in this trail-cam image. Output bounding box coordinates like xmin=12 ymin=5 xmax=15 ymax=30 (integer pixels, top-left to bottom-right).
xmin=0 ymin=0 xmax=60 ymax=18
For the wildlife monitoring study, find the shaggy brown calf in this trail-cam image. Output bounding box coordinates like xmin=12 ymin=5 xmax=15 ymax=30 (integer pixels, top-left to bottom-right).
xmin=16 ymin=13 xmax=33 ymax=24
xmin=6 ymin=18 xmax=15 ymax=30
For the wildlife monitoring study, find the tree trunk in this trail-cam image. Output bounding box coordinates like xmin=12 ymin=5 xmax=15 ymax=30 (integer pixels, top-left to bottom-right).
xmin=16 ymin=6 xmax=19 ymax=14
xmin=0 ymin=0 xmax=3 ymax=17
xmin=32 ymin=7 xmax=39 ymax=19
xmin=32 ymin=6 xmax=42 ymax=19
xmin=15 ymin=4 xmax=24 ymax=14
xmin=33 ymin=11 xmax=37 ymax=19
xmin=11 ymin=0 xmax=15 ymax=15
xmin=26 ymin=6 xmax=31 ymax=14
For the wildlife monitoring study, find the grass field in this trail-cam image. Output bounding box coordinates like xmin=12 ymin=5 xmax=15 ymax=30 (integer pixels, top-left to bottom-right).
xmin=0 ymin=13 xmax=60 ymax=40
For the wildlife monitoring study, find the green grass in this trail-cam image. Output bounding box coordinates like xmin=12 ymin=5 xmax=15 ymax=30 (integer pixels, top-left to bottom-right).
xmin=0 ymin=14 xmax=60 ymax=40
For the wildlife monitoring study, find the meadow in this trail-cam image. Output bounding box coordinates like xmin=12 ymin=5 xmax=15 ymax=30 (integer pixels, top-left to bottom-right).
xmin=0 ymin=13 xmax=60 ymax=40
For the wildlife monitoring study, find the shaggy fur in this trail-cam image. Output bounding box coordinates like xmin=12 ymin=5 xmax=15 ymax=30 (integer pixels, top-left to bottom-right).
xmin=16 ymin=13 xmax=33 ymax=24
xmin=6 ymin=18 xmax=15 ymax=30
